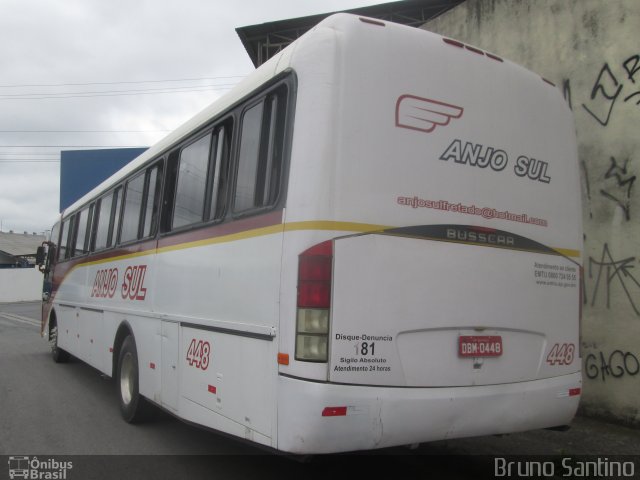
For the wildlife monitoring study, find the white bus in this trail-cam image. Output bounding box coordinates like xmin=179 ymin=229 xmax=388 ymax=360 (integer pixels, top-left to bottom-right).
xmin=37 ymin=13 xmax=583 ymax=454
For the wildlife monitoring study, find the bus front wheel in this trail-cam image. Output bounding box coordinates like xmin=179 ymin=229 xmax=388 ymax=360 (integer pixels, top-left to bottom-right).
xmin=50 ymin=322 xmax=70 ymax=364
xmin=117 ymin=335 xmax=150 ymax=423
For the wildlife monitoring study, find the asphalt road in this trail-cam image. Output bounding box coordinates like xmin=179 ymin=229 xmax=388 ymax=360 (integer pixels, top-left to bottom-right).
xmin=0 ymin=301 xmax=485 ymax=480
xmin=2 ymin=302 xmax=638 ymax=480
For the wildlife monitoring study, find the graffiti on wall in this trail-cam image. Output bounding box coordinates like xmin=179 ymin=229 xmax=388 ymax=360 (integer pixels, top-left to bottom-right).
xmin=580 ymin=160 xmax=594 ymax=219
xmin=587 ymin=243 xmax=640 ymax=316
xmin=600 ymin=156 xmax=637 ymax=221
xmin=580 ymin=153 xmax=636 ymax=221
xmin=581 ymin=54 xmax=640 ymax=127
xmin=563 ymin=79 xmax=573 ymax=110
xmin=568 ymin=56 xmax=638 ymax=222
xmin=585 ymin=349 xmax=639 ymax=382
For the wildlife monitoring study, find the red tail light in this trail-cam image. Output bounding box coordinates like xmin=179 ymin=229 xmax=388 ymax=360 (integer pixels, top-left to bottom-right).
xmin=297 ymin=241 xmax=332 ymax=309
xmin=295 ymin=240 xmax=332 ymax=362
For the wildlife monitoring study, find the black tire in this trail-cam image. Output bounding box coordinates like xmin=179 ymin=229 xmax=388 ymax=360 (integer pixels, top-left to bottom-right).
xmin=50 ymin=323 xmax=70 ymax=363
xmin=117 ymin=335 xmax=151 ymax=423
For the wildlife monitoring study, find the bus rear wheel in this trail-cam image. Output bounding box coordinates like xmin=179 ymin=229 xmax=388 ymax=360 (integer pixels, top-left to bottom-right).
xmin=117 ymin=335 xmax=151 ymax=423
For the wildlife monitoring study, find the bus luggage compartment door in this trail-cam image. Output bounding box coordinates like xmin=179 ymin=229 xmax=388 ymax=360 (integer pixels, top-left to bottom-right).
xmin=328 ymin=233 xmax=580 ymax=387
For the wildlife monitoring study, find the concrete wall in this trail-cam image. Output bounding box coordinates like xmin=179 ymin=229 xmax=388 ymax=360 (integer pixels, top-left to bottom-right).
xmin=423 ymin=0 xmax=640 ymax=425
xmin=0 ymin=268 xmax=42 ymax=302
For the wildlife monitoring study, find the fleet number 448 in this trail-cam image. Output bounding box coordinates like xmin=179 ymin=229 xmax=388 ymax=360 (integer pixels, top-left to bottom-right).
xmin=546 ymin=343 xmax=575 ymax=366
xmin=186 ymin=339 xmax=210 ymax=370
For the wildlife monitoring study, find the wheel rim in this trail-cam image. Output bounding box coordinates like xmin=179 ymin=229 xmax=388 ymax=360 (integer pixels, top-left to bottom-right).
xmin=50 ymin=325 xmax=58 ymax=350
xmin=120 ymin=352 xmax=135 ymax=406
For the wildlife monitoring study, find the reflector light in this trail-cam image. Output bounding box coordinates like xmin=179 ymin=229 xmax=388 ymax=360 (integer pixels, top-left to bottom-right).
xmin=277 ymin=353 xmax=290 ymax=365
xmin=208 ymin=385 xmax=217 ymax=394
xmin=149 ymin=362 xmax=156 ymax=370
xmin=569 ymin=387 xmax=581 ymax=397
xmin=322 ymin=406 xmax=347 ymax=417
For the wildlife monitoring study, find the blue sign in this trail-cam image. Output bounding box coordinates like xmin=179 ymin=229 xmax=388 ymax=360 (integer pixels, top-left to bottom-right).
xmin=60 ymin=148 xmax=147 ymax=212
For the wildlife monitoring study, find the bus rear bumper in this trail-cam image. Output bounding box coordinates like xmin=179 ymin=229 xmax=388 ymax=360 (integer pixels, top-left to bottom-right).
xmin=276 ymin=371 xmax=581 ymax=454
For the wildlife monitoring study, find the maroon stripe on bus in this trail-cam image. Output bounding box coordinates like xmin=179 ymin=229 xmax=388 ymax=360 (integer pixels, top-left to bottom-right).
xmin=52 ymin=238 xmax=159 ymax=280
xmin=49 ymin=209 xmax=284 ymax=297
xmin=157 ymin=209 xmax=284 ymax=250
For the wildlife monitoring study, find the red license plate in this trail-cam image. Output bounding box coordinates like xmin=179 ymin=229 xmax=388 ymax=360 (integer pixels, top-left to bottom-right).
xmin=458 ymin=335 xmax=503 ymax=357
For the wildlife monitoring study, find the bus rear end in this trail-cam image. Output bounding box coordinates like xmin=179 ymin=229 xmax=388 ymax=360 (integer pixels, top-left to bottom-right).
xmin=277 ymin=14 xmax=582 ymax=454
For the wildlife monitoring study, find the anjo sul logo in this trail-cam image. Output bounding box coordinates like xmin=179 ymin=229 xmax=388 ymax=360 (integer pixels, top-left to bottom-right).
xmin=395 ymin=94 xmax=463 ymax=133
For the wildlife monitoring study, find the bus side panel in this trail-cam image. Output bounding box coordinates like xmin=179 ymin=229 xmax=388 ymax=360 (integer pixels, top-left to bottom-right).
xmin=179 ymin=327 xmax=275 ymax=442
xmin=53 ymin=266 xmax=89 ymax=357
xmin=76 ymin=307 xmax=103 ymax=371
xmin=103 ymin=310 xmax=121 ymax=376
xmin=161 ymin=321 xmax=180 ymax=412
xmin=55 ymin=304 xmax=77 ymax=354
xmin=56 ymin=302 xmax=107 ymax=375
xmin=153 ymin=233 xmax=283 ymax=334
xmin=152 ymin=232 xmax=283 ymax=444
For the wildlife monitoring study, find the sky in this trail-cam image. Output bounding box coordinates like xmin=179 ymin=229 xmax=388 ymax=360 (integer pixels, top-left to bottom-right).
xmin=0 ymin=0 xmax=396 ymax=235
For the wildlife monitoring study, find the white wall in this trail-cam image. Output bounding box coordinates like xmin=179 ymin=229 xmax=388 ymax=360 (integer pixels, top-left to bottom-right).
xmin=423 ymin=0 xmax=640 ymax=425
xmin=0 ymin=268 xmax=42 ymax=302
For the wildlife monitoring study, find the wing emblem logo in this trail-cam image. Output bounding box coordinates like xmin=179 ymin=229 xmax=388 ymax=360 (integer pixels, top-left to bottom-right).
xmin=395 ymin=95 xmax=464 ymax=133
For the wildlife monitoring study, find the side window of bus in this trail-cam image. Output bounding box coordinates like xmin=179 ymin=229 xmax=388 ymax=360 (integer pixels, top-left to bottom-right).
xmin=73 ymin=205 xmax=93 ymax=257
xmin=93 ymin=192 xmax=114 ymax=251
xmin=167 ymin=120 xmax=232 ymax=230
xmin=208 ymin=123 xmax=232 ymax=221
xmin=49 ymin=221 xmax=61 ymax=261
xmin=111 ymin=186 xmax=123 ymax=247
xmin=120 ymin=172 xmax=146 ymax=243
xmin=58 ymin=219 xmax=71 ymax=260
xmin=119 ymin=164 xmax=162 ymax=244
xmin=65 ymin=215 xmax=79 ymax=258
xmin=172 ymin=133 xmax=212 ymax=229
xmin=234 ymin=87 xmax=288 ymax=213
xmin=143 ymin=164 xmax=162 ymax=237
